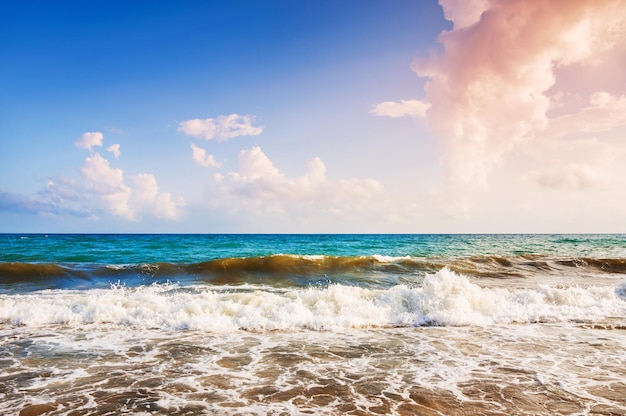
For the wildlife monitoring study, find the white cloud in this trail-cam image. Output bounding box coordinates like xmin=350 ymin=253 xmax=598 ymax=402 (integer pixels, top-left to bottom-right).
xmin=178 ymin=114 xmax=263 ymax=141
xmin=74 ymin=132 xmax=104 ymax=151
xmin=190 ymin=143 xmax=222 ymax=168
xmin=155 ymin=192 xmax=184 ymax=220
xmin=71 ymin=133 xmax=186 ymax=221
xmin=81 ymin=153 xmax=133 ymax=219
xmin=133 ymin=173 xmax=185 ymax=220
xmin=3 ymin=141 xmax=185 ymax=222
xmin=212 ymin=146 xmax=386 ymax=223
xmin=79 ymin=156 xmax=185 ymax=221
xmin=370 ymin=99 xmax=430 ymax=118
xmin=236 ymin=146 xmax=282 ymax=181
xmin=81 ymin=153 xmax=126 ymax=194
xmin=133 ymin=173 xmax=160 ymax=204
xmin=106 ymin=143 xmax=121 ymax=158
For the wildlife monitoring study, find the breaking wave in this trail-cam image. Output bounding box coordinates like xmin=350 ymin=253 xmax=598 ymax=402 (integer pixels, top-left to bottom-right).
xmin=1 ymin=268 xmax=624 ymax=331
xmin=2 ymin=254 xmax=626 ymax=288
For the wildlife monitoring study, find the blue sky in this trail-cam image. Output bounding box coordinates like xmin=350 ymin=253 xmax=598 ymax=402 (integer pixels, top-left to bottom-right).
xmin=2 ymin=0 xmax=626 ymax=233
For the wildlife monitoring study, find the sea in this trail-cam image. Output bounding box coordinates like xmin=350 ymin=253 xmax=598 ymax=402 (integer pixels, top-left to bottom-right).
xmin=1 ymin=234 xmax=625 ymax=416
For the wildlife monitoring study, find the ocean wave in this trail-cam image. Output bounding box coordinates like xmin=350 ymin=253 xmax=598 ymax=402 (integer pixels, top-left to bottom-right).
xmin=2 ymin=254 xmax=626 ymax=289
xmin=1 ymin=268 xmax=624 ymax=331
xmin=167 ymin=254 xmax=624 ymax=277
xmin=0 ymin=262 xmax=89 ymax=283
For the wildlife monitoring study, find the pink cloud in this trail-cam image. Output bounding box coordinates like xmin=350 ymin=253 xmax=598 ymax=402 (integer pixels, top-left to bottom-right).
xmin=178 ymin=114 xmax=263 ymax=142
xmin=370 ymin=99 xmax=430 ymax=118
xmin=74 ymin=132 xmax=104 ymax=151
xmin=106 ymin=144 xmax=121 ymax=158
xmin=413 ymin=0 xmax=626 ymax=188
xmin=190 ymin=143 xmax=222 ymax=168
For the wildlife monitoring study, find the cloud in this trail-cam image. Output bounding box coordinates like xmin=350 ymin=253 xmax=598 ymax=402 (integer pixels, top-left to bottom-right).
xmin=70 ymin=131 xmax=185 ymax=221
xmin=107 ymin=144 xmax=121 ymax=158
xmin=411 ymin=0 xmax=626 ymax=189
xmin=132 ymin=173 xmax=159 ymax=203
xmin=541 ymin=92 xmax=626 ymax=140
xmin=519 ymin=129 xmax=626 ymax=191
xmin=438 ymin=0 xmax=489 ymax=29
xmin=155 ymin=193 xmax=183 ymax=220
xmin=81 ymin=153 xmax=134 ymax=219
xmin=74 ymin=132 xmax=104 ymax=151
xmin=178 ymin=114 xmax=263 ymax=141
xmin=76 ymin=153 xmax=186 ymax=220
xmin=234 ymin=146 xmax=282 ymax=181
xmin=527 ymin=163 xmax=606 ymax=190
xmin=0 ymin=184 xmax=89 ymax=218
xmin=370 ymin=99 xmax=430 ymax=118
xmin=133 ymin=173 xmax=185 ymax=220
xmin=211 ymin=146 xmax=386 ymax=222
xmin=75 ymin=132 xmax=120 ymax=159
xmin=74 ymin=132 xmax=134 ymax=218
xmin=1 ymin=134 xmax=185 ymax=222
xmin=79 ymin=154 xmax=185 ymax=221
xmin=190 ymin=143 xmax=222 ymax=168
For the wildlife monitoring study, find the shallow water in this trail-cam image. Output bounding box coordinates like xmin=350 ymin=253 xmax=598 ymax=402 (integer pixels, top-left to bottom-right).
xmin=3 ymin=324 xmax=625 ymax=415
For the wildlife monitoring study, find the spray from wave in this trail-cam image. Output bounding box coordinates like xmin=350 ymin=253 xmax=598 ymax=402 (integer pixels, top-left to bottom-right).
xmin=1 ymin=268 xmax=624 ymax=331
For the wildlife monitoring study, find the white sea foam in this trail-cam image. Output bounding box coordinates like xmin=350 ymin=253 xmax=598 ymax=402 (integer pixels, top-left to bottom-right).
xmin=296 ymin=254 xmax=327 ymax=260
xmin=1 ymin=269 xmax=624 ymax=331
xmin=3 ymin=320 xmax=626 ymax=415
xmin=371 ymin=254 xmax=412 ymax=263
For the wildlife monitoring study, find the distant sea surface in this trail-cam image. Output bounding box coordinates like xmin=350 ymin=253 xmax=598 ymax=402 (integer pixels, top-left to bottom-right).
xmin=1 ymin=234 xmax=625 ymax=415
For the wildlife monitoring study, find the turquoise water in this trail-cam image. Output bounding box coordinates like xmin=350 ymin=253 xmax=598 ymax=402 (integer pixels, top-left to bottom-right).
xmin=3 ymin=234 xmax=626 ymax=264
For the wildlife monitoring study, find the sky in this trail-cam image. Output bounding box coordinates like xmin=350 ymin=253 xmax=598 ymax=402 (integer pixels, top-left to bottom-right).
xmin=1 ymin=0 xmax=626 ymax=233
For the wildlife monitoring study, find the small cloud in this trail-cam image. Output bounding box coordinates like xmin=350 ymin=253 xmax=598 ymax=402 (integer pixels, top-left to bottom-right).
xmin=75 ymin=132 xmax=104 ymax=151
xmin=370 ymin=99 xmax=430 ymax=118
xmin=107 ymin=144 xmax=121 ymax=158
xmin=178 ymin=114 xmax=263 ymax=142
xmin=190 ymin=143 xmax=222 ymax=168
